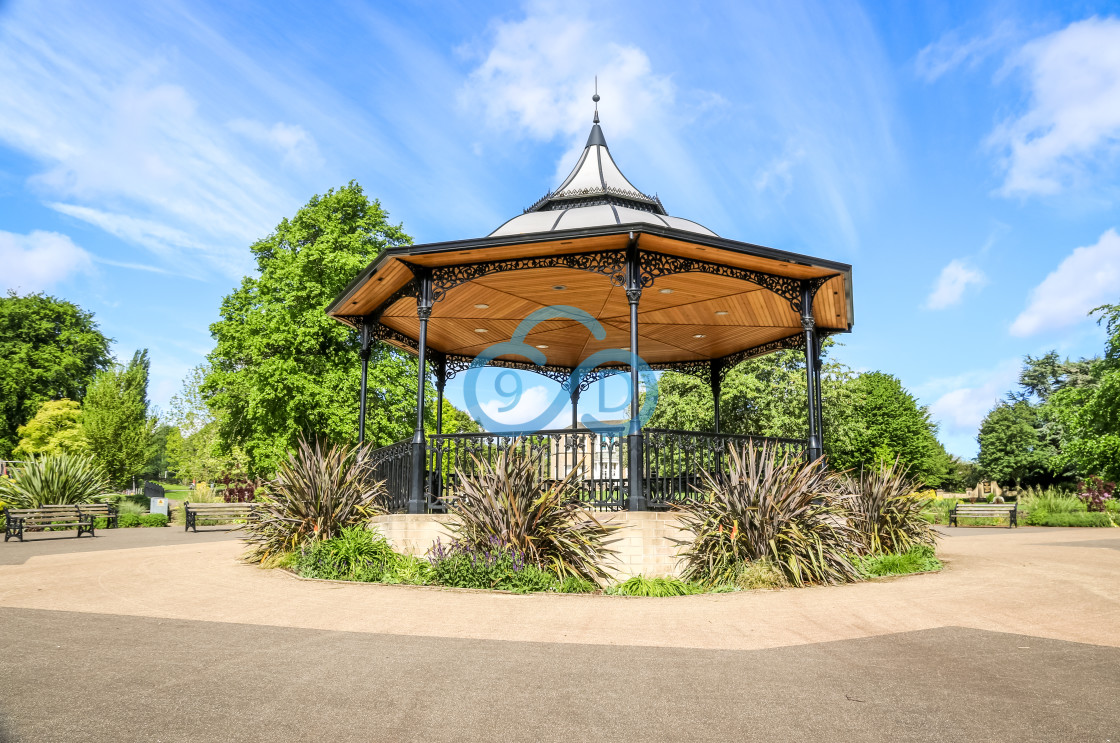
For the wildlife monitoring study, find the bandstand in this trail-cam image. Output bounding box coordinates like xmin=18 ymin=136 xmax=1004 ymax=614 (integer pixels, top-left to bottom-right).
xmin=327 ymin=97 xmax=854 ymax=514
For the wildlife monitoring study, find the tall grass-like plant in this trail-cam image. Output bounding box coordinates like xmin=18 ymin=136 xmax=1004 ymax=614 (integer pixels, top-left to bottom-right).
xmin=244 ymin=438 xmax=385 ymax=563
xmin=449 ymin=443 xmax=618 ymax=583
xmin=838 ymin=459 xmax=937 ymax=555
xmin=0 ymin=452 xmax=113 ymax=508
xmin=677 ymin=442 xmax=861 ymax=587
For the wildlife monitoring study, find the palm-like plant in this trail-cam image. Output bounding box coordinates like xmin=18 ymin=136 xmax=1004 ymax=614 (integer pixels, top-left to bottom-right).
xmin=677 ymin=442 xmax=861 ymax=587
xmin=449 ymin=442 xmax=618 ymax=583
xmin=244 ymin=438 xmax=385 ymax=563
xmin=0 ymin=452 xmax=113 ymax=508
xmin=837 ymin=459 xmax=937 ymax=555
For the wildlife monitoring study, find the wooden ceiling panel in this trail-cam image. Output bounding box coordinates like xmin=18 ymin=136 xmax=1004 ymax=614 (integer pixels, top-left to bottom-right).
xmin=345 ymin=259 xmax=414 ymax=317
xmin=812 ymin=275 xmax=849 ymax=330
xmin=638 ymin=233 xmax=836 ymax=281
xmin=347 ymin=230 xmax=850 ymax=367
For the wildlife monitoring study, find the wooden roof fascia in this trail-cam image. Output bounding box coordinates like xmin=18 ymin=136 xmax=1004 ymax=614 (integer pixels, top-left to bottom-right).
xmin=326 ymin=223 xmax=853 ymax=320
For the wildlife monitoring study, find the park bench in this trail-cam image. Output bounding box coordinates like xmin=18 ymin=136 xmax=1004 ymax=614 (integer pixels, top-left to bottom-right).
xmin=3 ymin=506 xmax=95 ymax=542
xmin=184 ymin=502 xmax=258 ymax=533
xmin=949 ymin=502 xmax=1018 ymax=528
xmin=39 ymin=502 xmax=119 ymax=528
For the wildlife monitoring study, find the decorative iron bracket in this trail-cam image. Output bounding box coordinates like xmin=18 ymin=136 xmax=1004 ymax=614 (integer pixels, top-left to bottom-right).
xmin=426 ymin=250 xmax=627 ymax=301
xmin=638 ymin=251 xmax=834 ymax=315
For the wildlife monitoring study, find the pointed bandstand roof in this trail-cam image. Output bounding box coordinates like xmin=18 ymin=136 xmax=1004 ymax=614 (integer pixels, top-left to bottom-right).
xmin=490 ymin=121 xmax=716 ymax=238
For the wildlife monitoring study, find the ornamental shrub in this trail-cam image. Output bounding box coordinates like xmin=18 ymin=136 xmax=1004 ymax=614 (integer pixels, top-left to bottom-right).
xmin=118 ymin=512 xmax=140 ymax=528
xmin=0 ymin=452 xmax=113 ymax=507
xmin=856 ymin=544 xmax=942 ymax=577
xmin=293 ymin=525 xmax=428 ymax=584
xmin=1077 ymin=477 xmax=1116 ymax=513
xmin=449 ymin=442 xmax=618 ymax=583
xmin=677 ymin=441 xmax=861 ymax=587
xmin=427 ymin=538 xmax=558 ymax=592
xmin=1027 ymin=511 xmax=1115 ymax=527
xmin=138 ymin=513 xmax=167 ymax=527
xmin=605 ymin=576 xmax=703 ymax=597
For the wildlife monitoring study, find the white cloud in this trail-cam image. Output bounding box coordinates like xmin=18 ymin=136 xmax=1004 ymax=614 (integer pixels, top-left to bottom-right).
xmin=460 ymin=4 xmax=680 ymax=185
xmin=478 ymin=384 xmax=570 ymax=432
xmin=1010 ymin=228 xmax=1120 ymax=336
xmin=228 ymin=119 xmax=322 ymax=170
xmin=0 ymin=230 xmax=94 ymax=292
xmin=991 ymin=17 xmax=1120 ymax=197
xmin=922 ymin=359 xmax=1022 ymax=458
xmin=0 ymin=9 xmax=302 ymax=276
xmin=926 ymin=259 xmax=987 ymax=309
xmin=915 ymin=23 xmax=1015 ymax=82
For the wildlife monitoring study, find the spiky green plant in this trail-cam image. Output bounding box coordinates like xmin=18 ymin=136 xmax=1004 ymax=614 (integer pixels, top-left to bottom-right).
xmin=605 ymin=576 xmax=703 ymax=597
xmin=676 ymin=442 xmax=861 ymax=587
xmin=448 ymin=442 xmax=618 ymax=583
xmin=244 ymin=438 xmax=385 ymax=563
xmin=0 ymin=452 xmax=113 ymax=508
xmin=838 ymin=459 xmax=937 ymax=555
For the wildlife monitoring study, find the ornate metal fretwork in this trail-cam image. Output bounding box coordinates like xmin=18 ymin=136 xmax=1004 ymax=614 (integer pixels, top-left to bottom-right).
xmin=717 ymin=334 xmax=805 ymax=385
xmin=428 ymin=251 xmax=627 ymax=301
xmin=524 ymin=186 xmax=666 ymax=215
xmin=437 ymin=351 xmax=627 ymax=393
xmin=648 ymin=333 xmax=806 ymax=387
xmin=377 ymin=324 xmax=419 ymax=353
xmin=372 ymin=279 xmax=420 ymax=318
xmin=638 ymin=251 xmax=835 ymax=315
xmin=649 ymin=359 xmax=712 ymax=386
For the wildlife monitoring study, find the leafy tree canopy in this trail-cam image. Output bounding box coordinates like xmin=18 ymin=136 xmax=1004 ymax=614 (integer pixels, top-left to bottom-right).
xmin=833 ymin=372 xmax=949 ymax=486
xmin=977 ymin=399 xmax=1056 ymax=486
xmin=83 ymin=349 xmax=155 ymax=488
xmin=644 ymin=344 xmax=947 ymax=486
xmin=204 ymin=182 xmax=420 ymax=475
xmin=13 ymin=399 xmax=87 ymax=459
xmin=0 ymin=292 xmax=111 ymax=457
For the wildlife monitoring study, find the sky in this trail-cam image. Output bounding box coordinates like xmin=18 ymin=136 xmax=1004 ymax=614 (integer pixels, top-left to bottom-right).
xmin=3 ymin=0 xmax=1120 ymax=458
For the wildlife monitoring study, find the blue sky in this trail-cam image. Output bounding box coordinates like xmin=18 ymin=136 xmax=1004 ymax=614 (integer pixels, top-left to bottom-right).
xmin=3 ymin=0 xmax=1120 ymax=457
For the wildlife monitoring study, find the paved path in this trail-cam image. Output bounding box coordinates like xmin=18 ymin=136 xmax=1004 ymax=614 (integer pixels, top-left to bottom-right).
xmin=1 ymin=526 xmax=1118 ymax=741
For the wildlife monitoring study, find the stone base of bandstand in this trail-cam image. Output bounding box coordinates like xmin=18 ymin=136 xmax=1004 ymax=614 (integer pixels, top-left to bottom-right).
xmin=371 ymin=511 xmax=690 ymax=580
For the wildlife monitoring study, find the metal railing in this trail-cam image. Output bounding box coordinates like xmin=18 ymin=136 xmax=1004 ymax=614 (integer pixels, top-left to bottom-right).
xmin=365 ymin=439 xmax=413 ymax=512
xmin=370 ymin=429 xmax=807 ymax=513
xmin=426 ymin=429 xmax=630 ymax=512
xmin=642 ymin=429 xmax=807 ymax=508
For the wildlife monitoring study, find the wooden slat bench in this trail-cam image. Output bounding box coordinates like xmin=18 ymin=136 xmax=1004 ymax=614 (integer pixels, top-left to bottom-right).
xmin=950 ymin=502 xmax=1018 ymax=528
xmin=40 ymin=503 xmax=119 ymax=528
xmin=3 ymin=507 xmax=95 ymax=542
xmin=184 ymin=502 xmax=258 ymax=533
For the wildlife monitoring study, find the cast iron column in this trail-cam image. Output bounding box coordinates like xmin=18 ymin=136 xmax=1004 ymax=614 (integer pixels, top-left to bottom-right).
xmin=625 ymin=238 xmax=646 ymax=511
xmin=800 ymin=282 xmax=822 ymax=463
xmin=813 ymin=334 xmax=824 ymax=452
xmin=710 ymin=358 xmax=724 ymax=434
xmin=358 ymin=318 xmax=372 ymax=446
xmin=570 ymin=385 xmax=580 ymax=430
xmin=434 ymin=353 xmax=446 ymax=436
xmin=410 ymin=273 xmax=433 ymax=514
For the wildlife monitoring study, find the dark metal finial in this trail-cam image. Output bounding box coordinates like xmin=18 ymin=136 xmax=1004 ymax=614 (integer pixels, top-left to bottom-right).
xmin=592 ymin=76 xmax=600 ymax=124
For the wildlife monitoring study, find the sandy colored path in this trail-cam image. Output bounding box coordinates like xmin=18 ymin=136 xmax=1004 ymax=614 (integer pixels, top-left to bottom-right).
xmin=2 ymin=526 xmax=1118 ymax=651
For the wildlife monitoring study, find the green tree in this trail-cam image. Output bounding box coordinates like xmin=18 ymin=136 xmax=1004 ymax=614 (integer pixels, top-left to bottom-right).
xmin=12 ymin=399 xmax=87 ymax=458
xmin=1049 ymin=304 xmax=1120 ymax=480
xmin=83 ymin=350 xmax=155 ymax=487
xmin=828 ymin=372 xmax=949 ymax=486
xmin=164 ymin=365 xmax=246 ymax=483
xmin=204 ymin=182 xmax=418 ymax=475
xmin=436 ymin=399 xmax=482 ymax=435
xmin=976 ymin=399 xmax=1056 ymax=486
xmin=0 ymin=292 xmax=112 ymax=457
xmin=142 ymin=423 xmax=174 ymax=481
